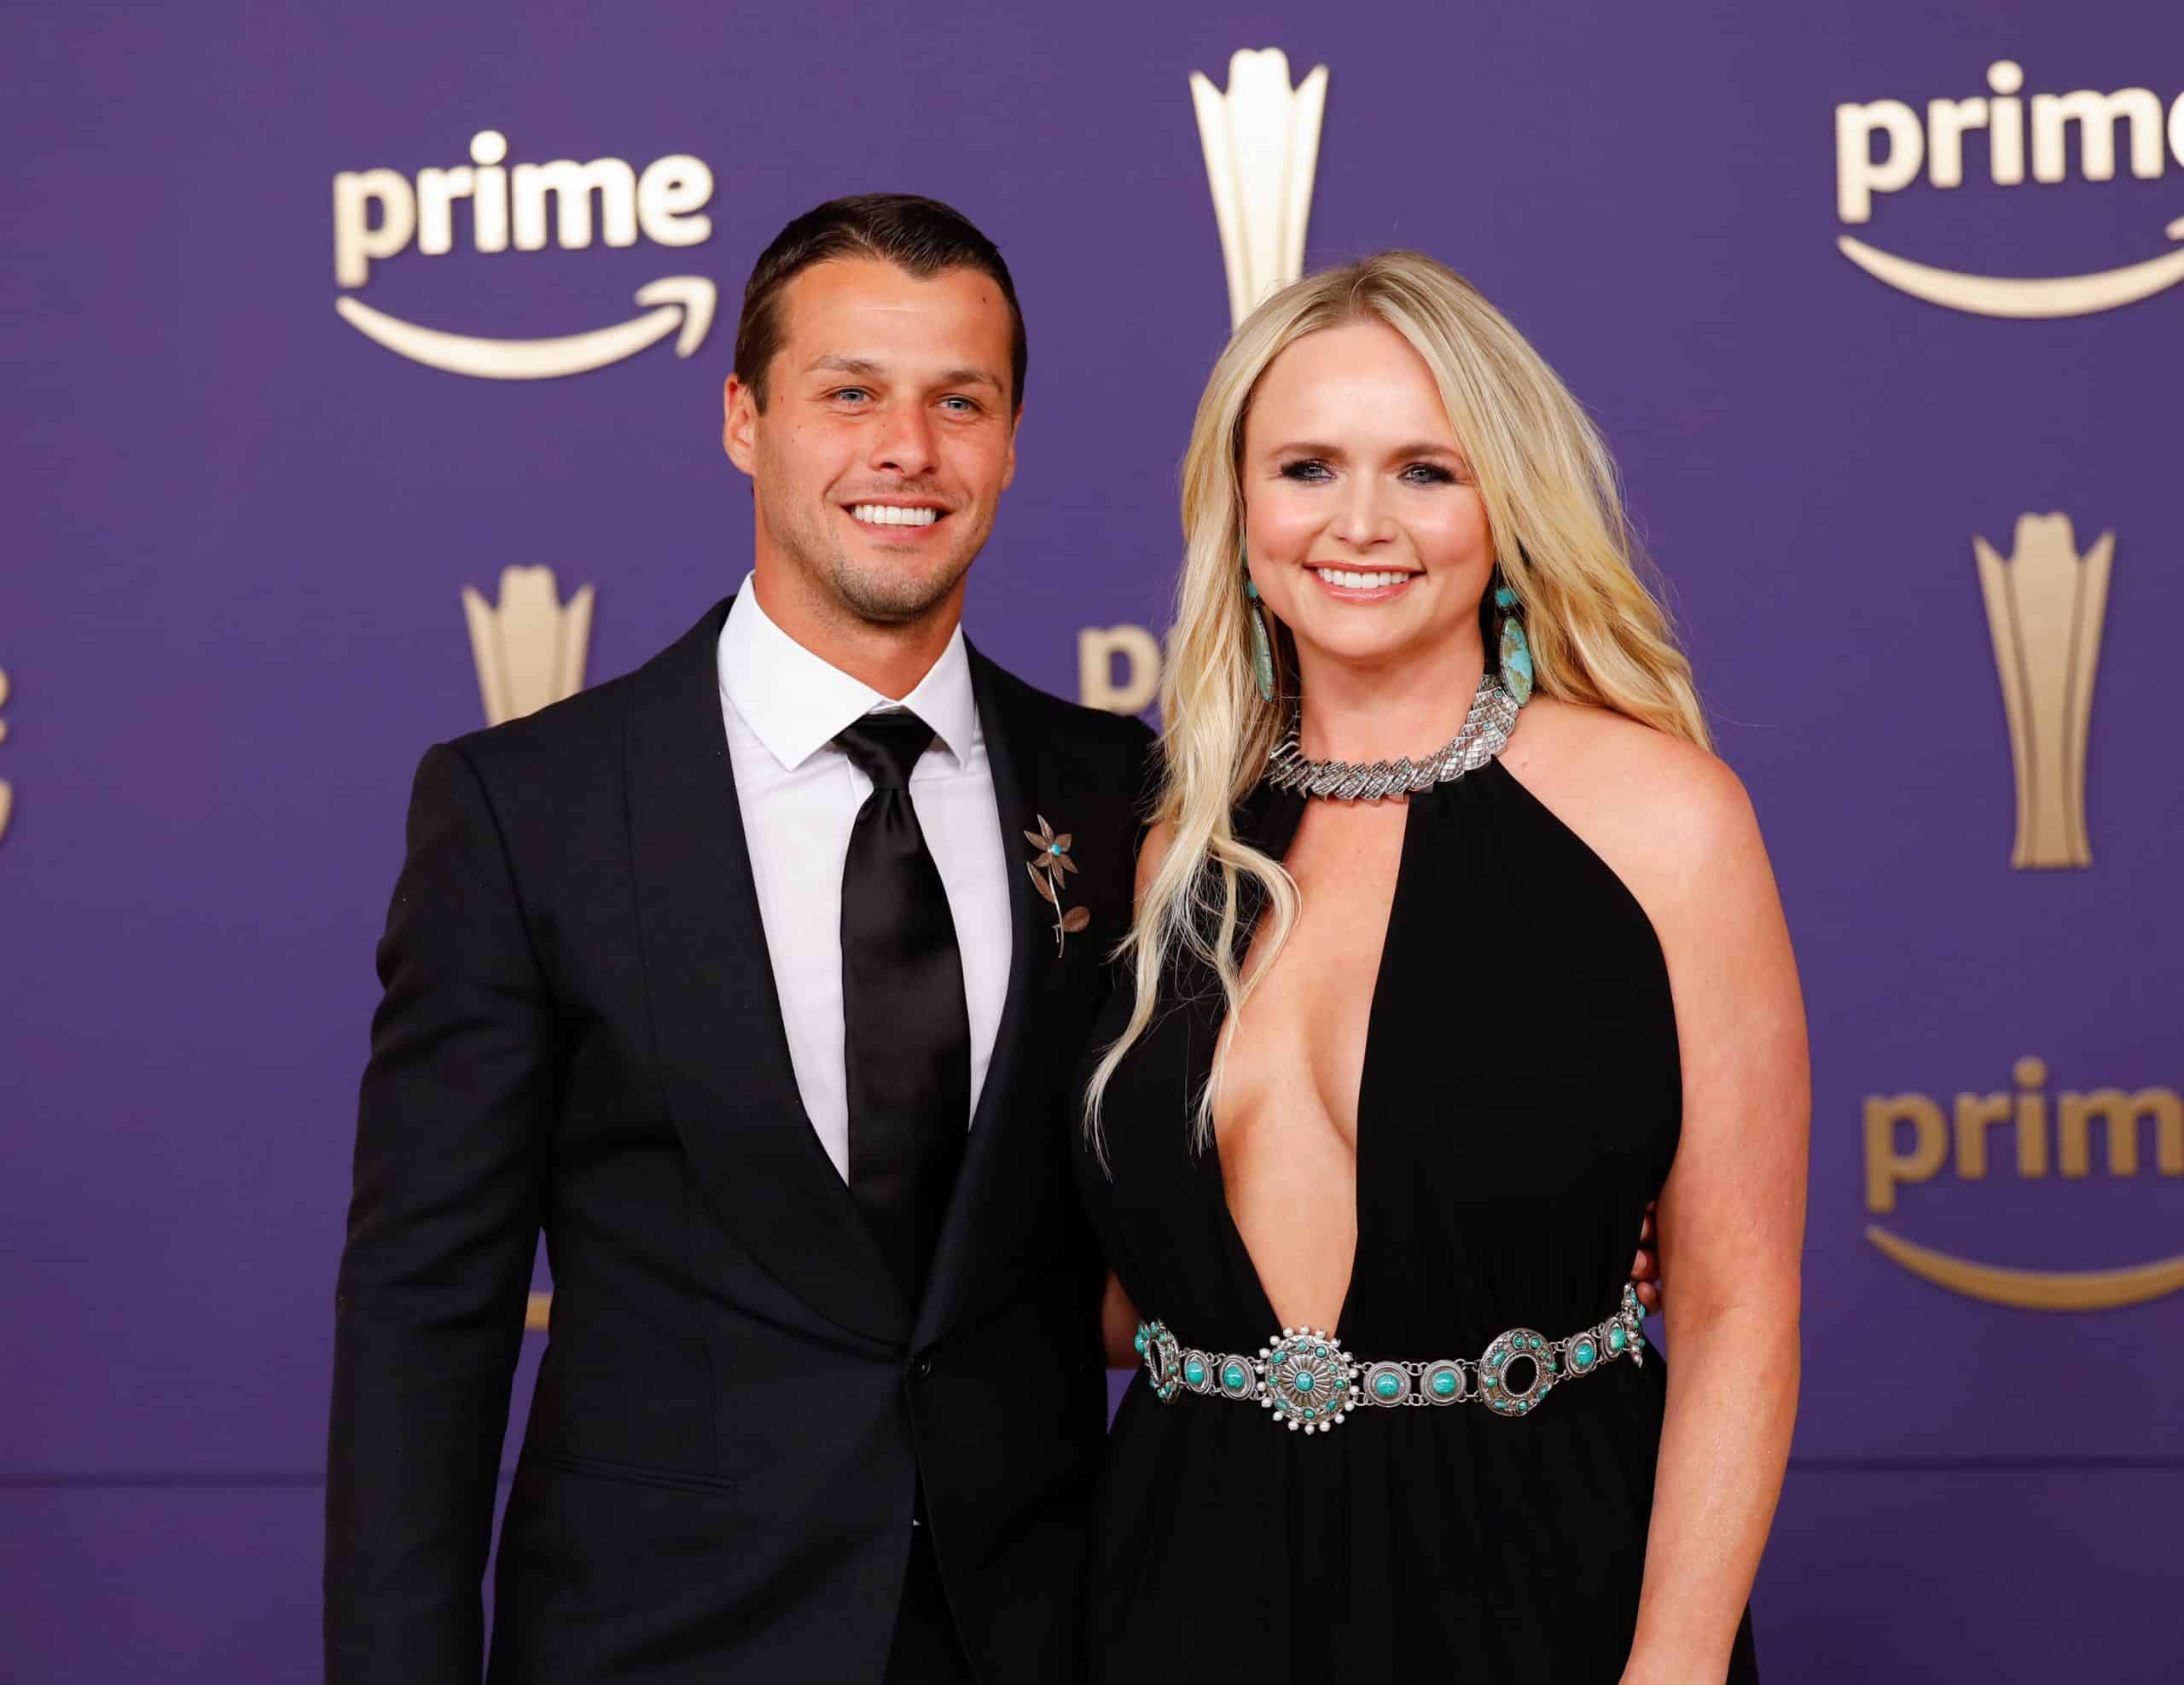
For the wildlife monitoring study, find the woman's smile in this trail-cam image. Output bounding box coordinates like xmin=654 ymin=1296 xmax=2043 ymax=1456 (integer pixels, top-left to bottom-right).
xmin=1308 ymin=564 xmax=1420 ymax=601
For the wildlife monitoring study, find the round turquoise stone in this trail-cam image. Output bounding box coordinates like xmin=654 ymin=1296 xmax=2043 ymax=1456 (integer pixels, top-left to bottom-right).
xmin=1374 ymin=1373 xmax=1402 ymax=1399
xmin=1183 ymin=1358 xmax=1205 ymax=1386
xmin=1292 ymin=1370 xmax=1316 ymax=1394
xmin=1049 ymin=844 xmax=1063 ymax=855
xmin=1431 ymin=1371 xmax=1458 ymax=1398
xmin=1222 ymin=1364 xmax=1246 ymax=1391
xmin=1132 ymin=1330 xmax=1147 ymax=1355
xmin=1573 ymin=1341 xmax=1596 ymax=1369
xmin=1304 ymin=1409 xmax=1316 ymax=1421
xmin=1608 ymin=1326 xmax=1627 ymax=1352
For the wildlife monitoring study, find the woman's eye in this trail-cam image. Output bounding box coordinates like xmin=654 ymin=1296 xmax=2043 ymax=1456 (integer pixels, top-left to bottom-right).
xmin=1280 ymin=460 xmax=1333 ymax=482
xmin=1403 ymin=463 xmax=1458 ymax=485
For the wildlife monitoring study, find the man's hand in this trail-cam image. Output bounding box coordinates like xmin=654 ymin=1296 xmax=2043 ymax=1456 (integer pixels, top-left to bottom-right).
xmin=1630 ymin=1201 xmax=1661 ymax=1313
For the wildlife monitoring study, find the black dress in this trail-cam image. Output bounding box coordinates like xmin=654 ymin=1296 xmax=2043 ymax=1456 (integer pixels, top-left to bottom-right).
xmin=1072 ymin=762 xmax=1759 ymax=1682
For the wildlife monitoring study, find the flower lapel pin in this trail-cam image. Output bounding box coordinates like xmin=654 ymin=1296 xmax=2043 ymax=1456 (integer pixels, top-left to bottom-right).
xmin=1024 ymin=815 xmax=1090 ymax=955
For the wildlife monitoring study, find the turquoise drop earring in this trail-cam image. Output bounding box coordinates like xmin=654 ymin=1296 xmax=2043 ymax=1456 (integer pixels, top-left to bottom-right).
xmin=1494 ymin=584 xmax=1535 ymax=706
xmin=1243 ymin=561 xmax=1276 ymax=703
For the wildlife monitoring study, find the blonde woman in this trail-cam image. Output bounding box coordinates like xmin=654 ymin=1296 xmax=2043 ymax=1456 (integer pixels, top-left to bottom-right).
xmin=1074 ymin=253 xmax=1805 ymax=1682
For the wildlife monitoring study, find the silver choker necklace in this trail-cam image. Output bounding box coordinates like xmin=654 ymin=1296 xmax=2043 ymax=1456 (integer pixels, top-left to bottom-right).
xmin=1264 ymin=675 xmax=1519 ymax=802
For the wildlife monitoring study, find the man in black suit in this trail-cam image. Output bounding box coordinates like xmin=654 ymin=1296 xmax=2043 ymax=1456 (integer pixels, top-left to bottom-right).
xmin=326 ymin=195 xmax=1153 ymax=1682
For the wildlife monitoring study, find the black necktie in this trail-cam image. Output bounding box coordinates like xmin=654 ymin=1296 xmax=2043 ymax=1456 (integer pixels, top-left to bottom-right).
xmin=834 ymin=710 xmax=971 ymax=1309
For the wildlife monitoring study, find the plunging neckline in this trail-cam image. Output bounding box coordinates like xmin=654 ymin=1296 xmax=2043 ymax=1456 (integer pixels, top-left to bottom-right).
xmin=1201 ymin=776 xmax=1428 ymax=1342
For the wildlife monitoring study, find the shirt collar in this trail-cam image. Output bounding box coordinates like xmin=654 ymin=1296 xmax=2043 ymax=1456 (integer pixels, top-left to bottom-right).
xmin=717 ymin=572 xmax=979 ymax=774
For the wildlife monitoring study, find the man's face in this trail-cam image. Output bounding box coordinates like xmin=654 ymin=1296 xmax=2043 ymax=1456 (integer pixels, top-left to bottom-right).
xmin=723 ymin=257 xmax=1019 ymax=629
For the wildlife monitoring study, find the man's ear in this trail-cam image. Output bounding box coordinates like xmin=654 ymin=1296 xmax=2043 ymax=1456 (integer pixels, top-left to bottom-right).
xmin=723 ymin=374 xmax=759 ymax=474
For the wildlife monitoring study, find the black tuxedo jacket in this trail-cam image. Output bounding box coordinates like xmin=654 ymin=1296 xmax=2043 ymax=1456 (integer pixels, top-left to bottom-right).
xmin=326 ymin=597 xmax=1153 ymax=1682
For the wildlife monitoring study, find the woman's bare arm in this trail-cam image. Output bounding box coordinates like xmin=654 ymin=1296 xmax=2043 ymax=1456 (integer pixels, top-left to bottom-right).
xmin=1616 ymin=748 xmax=1808 ymax=1683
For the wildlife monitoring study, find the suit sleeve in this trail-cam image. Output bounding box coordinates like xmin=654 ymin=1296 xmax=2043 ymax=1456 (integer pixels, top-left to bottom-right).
xmin=325 ymin=742 xmax=559 ymax=1684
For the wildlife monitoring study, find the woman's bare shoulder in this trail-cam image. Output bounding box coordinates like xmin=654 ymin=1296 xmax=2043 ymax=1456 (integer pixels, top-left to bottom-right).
xmin=1498 ymin=696 xmax=1765 ymax=922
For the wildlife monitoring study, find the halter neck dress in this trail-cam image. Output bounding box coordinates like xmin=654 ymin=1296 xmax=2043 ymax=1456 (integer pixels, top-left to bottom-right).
xmin=1072 ymin=760 xmax=1759 ymax=1682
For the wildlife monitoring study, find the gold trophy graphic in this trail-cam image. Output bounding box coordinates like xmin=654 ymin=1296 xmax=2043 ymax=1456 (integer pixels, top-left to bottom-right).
xmin=1972 ymin=514 xmax=2115 ymax=869
xmin=1077 ymin=47 xmax=1333 ymax=715
xmin=462 ymin=565 xmax=596 ymax=727
xmin=1190 ymin=47 xmax=1329 ymax=329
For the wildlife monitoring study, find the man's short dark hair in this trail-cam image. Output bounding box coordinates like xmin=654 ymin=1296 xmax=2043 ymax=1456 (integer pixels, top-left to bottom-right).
xmin=734 ymin=194 xmax=1028 ymax=413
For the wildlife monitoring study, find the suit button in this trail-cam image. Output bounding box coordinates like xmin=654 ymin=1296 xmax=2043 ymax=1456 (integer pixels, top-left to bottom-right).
xmin=911 ymin=1355 xmax=934 ymax=1382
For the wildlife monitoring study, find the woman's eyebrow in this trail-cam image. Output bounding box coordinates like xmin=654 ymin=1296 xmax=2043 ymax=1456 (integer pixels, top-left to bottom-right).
xmin=1263 ymin=439 xmax=1468 ymax=465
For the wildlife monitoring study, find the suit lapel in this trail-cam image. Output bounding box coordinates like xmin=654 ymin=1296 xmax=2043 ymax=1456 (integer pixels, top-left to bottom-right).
xmin=914 ymin=647 xmax=1078 ymax=1345
xmin=627 ymin=598 xmax=911 ymax=1347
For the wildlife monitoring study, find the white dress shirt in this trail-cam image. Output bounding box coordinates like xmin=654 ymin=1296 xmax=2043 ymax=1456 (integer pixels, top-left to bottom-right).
xmin=717 ymin=577 xmax=1012 ymax=1182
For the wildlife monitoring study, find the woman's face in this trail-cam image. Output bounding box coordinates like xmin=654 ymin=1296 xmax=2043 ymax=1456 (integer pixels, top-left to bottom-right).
xmin=1240 ymin=319 xmax=1495 ymax=683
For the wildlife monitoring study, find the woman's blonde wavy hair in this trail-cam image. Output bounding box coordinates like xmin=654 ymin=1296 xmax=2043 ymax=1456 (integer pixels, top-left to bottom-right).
xmin=1083 ymin=250 xmax=1708 ymax=1159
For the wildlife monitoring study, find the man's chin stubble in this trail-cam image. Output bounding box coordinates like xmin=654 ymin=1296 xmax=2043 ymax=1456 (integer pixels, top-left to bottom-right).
xmin=761 ymin=503 xmax=980 ymax=629
xmin=834 ymin=564 xmax=971 ymax=626
xmin=822 ymin=538 xmax=979 ymax=628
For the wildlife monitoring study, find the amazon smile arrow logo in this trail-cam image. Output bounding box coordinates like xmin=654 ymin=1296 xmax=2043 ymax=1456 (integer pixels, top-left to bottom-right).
xmin=335 ymin=276 xmax=717 ymax=379
xmin=1865 ymin=1060 xmax=2184 ymax=1312
xmin=1865 ymin=1226 xmax=2184 ymax=1311
xmin=331 ymin=130 xmax=719 ymax=379
xmin=1837 ymin=217 xmax=2184 ymax=319
xmin=1834 ymin=60 xmax=2184 ymax=319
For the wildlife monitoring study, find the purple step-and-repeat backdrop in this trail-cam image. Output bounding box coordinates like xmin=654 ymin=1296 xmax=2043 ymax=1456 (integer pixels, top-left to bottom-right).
xmin=4 ymin=2 xmax=2181 ymax=1678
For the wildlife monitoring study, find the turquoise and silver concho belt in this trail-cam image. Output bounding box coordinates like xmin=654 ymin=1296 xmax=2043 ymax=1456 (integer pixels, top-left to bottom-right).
xmin=1132 ymin=1284 xmax=1648 ymax=1436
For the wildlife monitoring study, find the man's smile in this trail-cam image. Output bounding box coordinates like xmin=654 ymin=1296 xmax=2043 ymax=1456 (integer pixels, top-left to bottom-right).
xmin=843 ymin=497 xmax=952 ymax=538
xmin=847 ymin=501 xmax=944 ymax=527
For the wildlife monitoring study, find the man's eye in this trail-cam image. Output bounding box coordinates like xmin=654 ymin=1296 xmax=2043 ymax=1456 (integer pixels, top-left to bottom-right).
xmin=939 ymin=396 xmax=980 ymax=415
xmin=831 ymin=387 xmax=870 ymax=404
xmin=1280 ymin=460 xmax=1332 ymax=482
